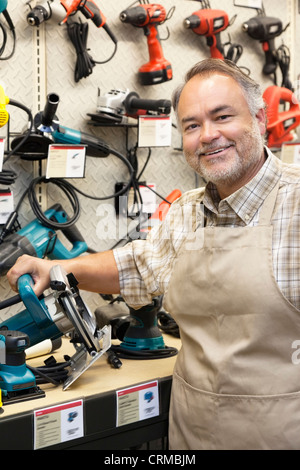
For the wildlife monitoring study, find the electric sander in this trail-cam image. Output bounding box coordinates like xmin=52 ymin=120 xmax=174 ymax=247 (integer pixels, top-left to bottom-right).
xmin=0 ymin=329 xmax=45 ymax=404
xmin=95 ymin=296 xmax=178 ymax=360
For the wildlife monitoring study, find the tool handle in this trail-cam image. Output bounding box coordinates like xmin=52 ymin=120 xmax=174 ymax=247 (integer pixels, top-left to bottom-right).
xmin=17 ymin=274 xmax=51 ymax=328
xmin=207 ymin=33 xmax=224 ymax=59
xmin=145 ymin=24 xmax=165 ymax=62
xmin=262 ymin=40 xmax=277 ymax=75
xmin=79 ymin=0 xmax=105 ymax=27
xmin=124 ymin=92 xmax=171 ymax=115
xmin=42 ymin=93 xmax=60 ymax=126
xmin=56 ymin=225 xmax=87 ymax=259
xmin=45 ymin=204 xmax=88 ymax=259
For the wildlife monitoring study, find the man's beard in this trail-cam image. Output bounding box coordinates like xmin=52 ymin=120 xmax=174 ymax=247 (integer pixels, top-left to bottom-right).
xmin=183 ymin=120 xmax=264 ymax=186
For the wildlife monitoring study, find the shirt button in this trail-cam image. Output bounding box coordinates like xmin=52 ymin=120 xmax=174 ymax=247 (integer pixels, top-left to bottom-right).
xmin=245 ymin=214 xmax=250 ymax=222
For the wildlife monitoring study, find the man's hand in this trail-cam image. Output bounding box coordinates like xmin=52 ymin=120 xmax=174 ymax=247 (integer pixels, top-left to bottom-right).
xmin=7 ymin=254 xmax=56 ymax=297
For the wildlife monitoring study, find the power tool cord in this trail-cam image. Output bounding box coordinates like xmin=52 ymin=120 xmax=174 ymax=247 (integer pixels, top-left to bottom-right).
xmin=126 ymin=145 xmax=172 ymax=218
xmin=109 ymin=343 xmax=178 ymax=360
xmin=66 ymin=19 xmax=118 ymax=82
xmin=0 ymin=99 xmax=34 ymax=186
xmin=157 ymin=311 xmax=180 ymax=338
xmin=0 ymin=146 xmax=134 ymax=240
xmin=0 ymin=99 xmax=33 ymax=169
xmin=0 ymin=9 xmax=16 ymax=60
xmin=276 ymin=43 xmax=293 ymax=90
xmin=27 ymin=357 xmax=71 ymax=386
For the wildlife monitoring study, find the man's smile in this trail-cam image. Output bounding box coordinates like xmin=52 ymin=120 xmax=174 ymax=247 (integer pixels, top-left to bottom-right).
xmin=198 ymin=144 xmax=234 ymax=158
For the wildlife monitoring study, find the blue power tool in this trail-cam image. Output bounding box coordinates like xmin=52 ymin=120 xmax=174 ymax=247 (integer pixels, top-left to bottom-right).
xmin=0 ymin=203 xmax=88 ymax=275
xmin=0 ymin=329 xmax=45 ymax=404
xmin=10 ymin=92 xmax=110 ymax=159
xmin=0 ymin=265 xmax=111 ymax=395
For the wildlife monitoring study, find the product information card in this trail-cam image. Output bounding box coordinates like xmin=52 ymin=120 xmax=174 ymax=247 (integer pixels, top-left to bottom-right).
xmin=34 ymin=400 xmax=84 ymax=449
xmin=46 ymin=145 xmax=86 ymax=178
xmin=116 ymin=380 xmax=159 ymax=427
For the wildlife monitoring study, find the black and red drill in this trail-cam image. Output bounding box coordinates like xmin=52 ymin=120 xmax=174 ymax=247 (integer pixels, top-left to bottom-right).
xmin=120 ymin=2 xmax=173 ymax=86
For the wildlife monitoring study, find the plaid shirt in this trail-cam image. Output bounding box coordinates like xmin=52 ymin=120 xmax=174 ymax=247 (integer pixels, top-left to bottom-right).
xmin=114 ymin=148 xmax=300 ymax=310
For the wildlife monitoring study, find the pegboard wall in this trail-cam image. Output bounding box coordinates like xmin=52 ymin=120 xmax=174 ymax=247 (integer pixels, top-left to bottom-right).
xmin=0 ymin=0 xmax=299 ymax=319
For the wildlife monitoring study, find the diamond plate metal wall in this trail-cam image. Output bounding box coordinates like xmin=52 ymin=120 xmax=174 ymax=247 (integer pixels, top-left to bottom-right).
xmin=0 ymin=0 xmax=297 ymax=320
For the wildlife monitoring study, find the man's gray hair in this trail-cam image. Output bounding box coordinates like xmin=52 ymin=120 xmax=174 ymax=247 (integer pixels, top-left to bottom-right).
xmin=172 ymin=59 xmax=266 ymax=120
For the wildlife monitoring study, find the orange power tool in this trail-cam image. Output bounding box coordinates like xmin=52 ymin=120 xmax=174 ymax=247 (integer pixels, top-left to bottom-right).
xmin=263 ymin=86 xmax=300 ymax=148
xmin=120 ymin=3 xmax=173 ymax=86
xmin=184 ymin=1 xmax=229 ymax=59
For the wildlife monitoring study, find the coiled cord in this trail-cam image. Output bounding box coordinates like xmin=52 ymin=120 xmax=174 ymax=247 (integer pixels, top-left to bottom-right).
xmin=66 ymin=19 xmax=118 ymax=82
xmin=1 ymin=145 xmax=134 ymax=238
xmin=110 ymin=343 xmax=178 ymax=360
xmin=27 ymin=357 xmax=71 ymax=386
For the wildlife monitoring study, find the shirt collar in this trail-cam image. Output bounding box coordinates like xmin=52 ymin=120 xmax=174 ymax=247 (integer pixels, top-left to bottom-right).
xmin=203 ymin=148 xmax=282 ymax=224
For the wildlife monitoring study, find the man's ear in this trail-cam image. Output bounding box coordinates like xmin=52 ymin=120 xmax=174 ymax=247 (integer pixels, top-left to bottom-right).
xmin=256 ymin=108 xmax=267 ymax=136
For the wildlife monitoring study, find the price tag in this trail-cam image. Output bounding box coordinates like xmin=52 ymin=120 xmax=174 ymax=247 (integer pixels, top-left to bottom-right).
xmin=116 ymin=380 xmax=159 ymax=427
xmin=0 ymin=189 xmax=13 ymax=224
xmin=138 ymin=116 xmax=171 ymax=147
xmin=46 ymin=145 xmax=86 ymax=178
xmin=34 ymin=400 xmax=84 ymax=449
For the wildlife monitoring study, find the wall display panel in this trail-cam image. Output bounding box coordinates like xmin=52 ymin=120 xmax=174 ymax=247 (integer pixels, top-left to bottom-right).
xmin=0 ymin=0 xmax=297 ymax=319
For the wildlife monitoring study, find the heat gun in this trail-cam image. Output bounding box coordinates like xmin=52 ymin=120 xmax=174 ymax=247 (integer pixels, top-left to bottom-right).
xmin=120 ymin=3 xmax=173 ymax=85
xmin=242 ymin=15 xmax=283 ymax=76
xmin=263 ymin=86 xmax=300 ymax=148
xmin=0 ymin=204 xmax=88 ymax=276
xmin=184 ymin=6 xmax=229 ymax=59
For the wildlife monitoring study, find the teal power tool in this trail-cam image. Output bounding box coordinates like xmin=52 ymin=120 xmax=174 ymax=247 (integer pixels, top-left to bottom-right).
xmin=0 ymin=329 xmax=45 ymax=404
xmin=0 ymin=204 xmax=88 ymax=275
xmin=121 ymin=298 xmax=165 ymax=351
xmin=0 ymin=265 xmax=111 ymax=393
xmin=10 ymin=92 xmax=110 ymax=159
xmin=95 ymin=297 xmax=178 ymax=360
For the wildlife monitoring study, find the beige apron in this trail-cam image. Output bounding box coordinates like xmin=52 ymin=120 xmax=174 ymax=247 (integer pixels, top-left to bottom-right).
xmin=163 ymin=180 xmax=300 ymax=450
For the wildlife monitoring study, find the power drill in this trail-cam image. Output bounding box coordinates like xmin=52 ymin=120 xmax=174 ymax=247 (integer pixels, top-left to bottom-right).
xmin=27 ymin=0 xmax=117 ymax=43
xmin=184 ymin=7 xmax=229 ymax=59
xmin=119 ymin=3 xmax=173 ymax=86
xmin=242 ymin=15 xmax=283 ymax=76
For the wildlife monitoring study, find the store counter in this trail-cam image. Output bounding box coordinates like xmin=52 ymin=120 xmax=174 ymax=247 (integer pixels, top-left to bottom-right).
xmin=0 ymin=335 xmax=180 ymax=450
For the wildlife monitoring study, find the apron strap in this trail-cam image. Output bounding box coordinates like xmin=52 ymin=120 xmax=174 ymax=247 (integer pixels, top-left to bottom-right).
xmin=258 ymin=179 xmax=280 ymax=226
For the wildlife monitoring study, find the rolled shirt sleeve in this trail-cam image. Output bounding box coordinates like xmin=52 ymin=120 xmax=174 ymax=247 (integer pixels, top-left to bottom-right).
xmin=113 ymin=188 xmax=204 ymax=309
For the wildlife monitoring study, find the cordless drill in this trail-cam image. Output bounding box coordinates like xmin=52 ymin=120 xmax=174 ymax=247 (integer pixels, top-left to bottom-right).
xmin=119 ymin=3 xmax=172 ymax=86
xmin=242 ymin=15 xmax=283 ymax=76
xmin=184 ymin=7 xmax=229 ymax=59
